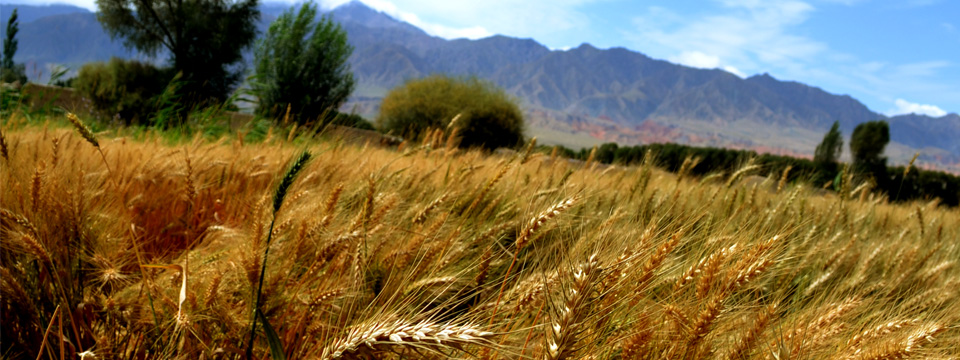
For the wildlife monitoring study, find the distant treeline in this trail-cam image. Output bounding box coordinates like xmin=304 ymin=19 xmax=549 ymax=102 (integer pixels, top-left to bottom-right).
xmin=551 ymin=142 xmax=960 ymax=207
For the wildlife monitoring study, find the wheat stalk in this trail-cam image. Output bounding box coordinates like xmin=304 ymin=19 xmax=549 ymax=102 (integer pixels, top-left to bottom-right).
xmin=247 ymin=150 xmax=312 ymax=358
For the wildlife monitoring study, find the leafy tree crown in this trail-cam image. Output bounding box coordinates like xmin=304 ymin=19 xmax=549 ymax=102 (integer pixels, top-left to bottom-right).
xmin=814 ymin=120 xmax=843 ymax=165
xmin=1 ymin=8 xmax=27 ymax=84
xmin=253 ymin=2 xmax=355 ymax=124
xmin=96 ymin=0 xmax=259 ymax=104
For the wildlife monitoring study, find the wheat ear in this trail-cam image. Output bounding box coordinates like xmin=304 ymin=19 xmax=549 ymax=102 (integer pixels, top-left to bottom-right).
xmin=853 ymin=323 xmax=944 ymax=360
xmin=0 ymin=127 xmax=8 ymax=161
xmin=321 ymin=320 xmax=496 ymax=359
xmin=414 ymin=193 xmax=448 ymax=225
xmin=725 ymin=304 xmax=775 ymax=360
xmin=491 ymin=196 xmax=579 ymax=323
xmin=634 ymin=231 xmax=681 ymax=299
xmin=66 ymin=113 xmax=111 ymax=173
xmin=516 ymin=196 xmax=579 ymax=250
xmin=545 ymin=254 xmax=601 ymax=360
xmin=847 ymin=319 xmax=918 ymax=349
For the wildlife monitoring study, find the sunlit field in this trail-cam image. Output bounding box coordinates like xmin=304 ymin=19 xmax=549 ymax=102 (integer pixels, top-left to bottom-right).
xmin=2 ymin=114 xmax=958 ymax=359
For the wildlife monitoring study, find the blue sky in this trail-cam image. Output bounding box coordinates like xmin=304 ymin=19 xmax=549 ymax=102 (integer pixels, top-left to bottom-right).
xmin=10 ymin=0 xmax=960 ymax=116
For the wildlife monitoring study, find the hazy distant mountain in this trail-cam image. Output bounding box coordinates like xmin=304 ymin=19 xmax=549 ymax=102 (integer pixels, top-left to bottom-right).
xmin=17 ymin=12 xmax=140 ymax=66
xmin=887 ymin=113 xmax=960 ymax=154
xmin=0 ymin=3 xmax=87 ymax=23
xmin=2 ymin=0 xmax=958 ymax=171
xmin=1 ymin=5 xmax=139 ymax=70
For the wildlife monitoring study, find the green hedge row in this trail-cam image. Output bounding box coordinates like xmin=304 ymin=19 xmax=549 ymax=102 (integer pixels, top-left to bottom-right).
xmin=556 ymin=142 xmax=960 ymax=207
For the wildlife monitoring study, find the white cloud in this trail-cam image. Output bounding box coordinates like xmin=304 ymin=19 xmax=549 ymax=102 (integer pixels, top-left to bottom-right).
xmin=670 ymin=51 xmax=721 ymax=69
xmin=722 ymin=66 xmax=747 ymax=78
xmin=668 ymin=51 xmax=745 ymax=77
xmin=5 ymin=0 xmax=97 ymax=10
xmin=887 ymin=99 xmax=947 ymax=117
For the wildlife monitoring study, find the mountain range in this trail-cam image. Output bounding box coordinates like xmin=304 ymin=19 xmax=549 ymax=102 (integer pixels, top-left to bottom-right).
xmin=2 ymin=1 xmax=958 ymax=172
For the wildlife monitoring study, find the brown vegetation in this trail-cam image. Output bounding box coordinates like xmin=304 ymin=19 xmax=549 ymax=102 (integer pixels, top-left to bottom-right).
xmin=1 ymin=114 xmax=958 ymax=359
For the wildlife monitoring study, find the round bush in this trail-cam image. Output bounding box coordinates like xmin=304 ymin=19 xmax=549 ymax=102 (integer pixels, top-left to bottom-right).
xmin=377 ymin=75 xmax=525 ymax=150
xmin=73 ymin=58 xmax=168 ymax=125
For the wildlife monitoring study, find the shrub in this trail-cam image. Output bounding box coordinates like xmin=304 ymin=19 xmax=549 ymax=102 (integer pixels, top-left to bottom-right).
xmin=377 ymin=74 xmax=525 ymax=150
xmin=73 ymin=58 xmax=168 ymax=125
xmin=326 ymin=110 xmax=374 ymax=130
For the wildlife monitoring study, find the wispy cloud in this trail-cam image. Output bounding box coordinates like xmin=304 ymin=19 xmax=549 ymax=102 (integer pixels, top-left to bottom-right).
xmin=904 ymin=0 xmax=942 ymax=7
xmin=840 ymin=60 xmax=958 ymax=109
xmin=887 ymin=99 xmax=947 ymax=117
xmin=627 ymin=0 xmax=825 ymax=79
xmin=322 ymin=0 xmax=599 ymax=41
xmin=623 ymin=0 xmax=957 ymax=114
xmin=321 ymin=0 xmax=493 ymax=39
xmin=816 ymin=0 xmax=868 ymax=5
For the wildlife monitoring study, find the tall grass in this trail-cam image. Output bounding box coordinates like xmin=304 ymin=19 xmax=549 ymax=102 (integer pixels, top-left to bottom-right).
xmin=1 ymin=115 xmax=958 ymax=359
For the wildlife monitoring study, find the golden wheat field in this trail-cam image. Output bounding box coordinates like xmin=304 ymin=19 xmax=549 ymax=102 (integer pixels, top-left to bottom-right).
xmin=1 ymin=115 xmax=959 ymax=359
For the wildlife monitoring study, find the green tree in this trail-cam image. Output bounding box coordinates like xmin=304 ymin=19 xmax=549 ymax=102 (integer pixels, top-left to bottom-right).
xmin=850 ymin=120 xmax=890 ymax=184
xmin=1 ymin=8 xmax=27 ymax=84
xmin=377 ymin=75 xmax=525 ymax=150
xmin=813 ymin=120 xmax=843 ymax=185
xmin=814 ymin=121 xmax=843 ymax=165
xmin=95 ymin=0 xmax=259 ymax=106
xmin=596 ymin=142 xmax=619 ymax=164
xmin=253 ymin=2 xmax=355 ymax=124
